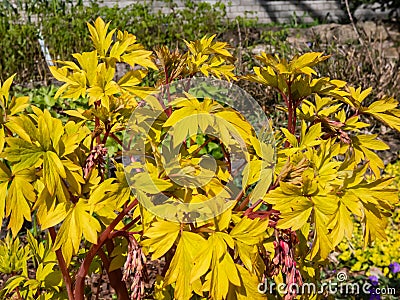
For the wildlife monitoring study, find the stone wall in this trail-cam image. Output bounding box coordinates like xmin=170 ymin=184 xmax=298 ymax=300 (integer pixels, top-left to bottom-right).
xmin=96 ymin=0 xmax=346 ymax=23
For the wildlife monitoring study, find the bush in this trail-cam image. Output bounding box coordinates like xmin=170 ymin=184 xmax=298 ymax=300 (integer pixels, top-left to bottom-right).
xmin=0 ymin=0 xmax=230 ymax=84
xmin=0 ymin=17 xmax=399 ymax=300
xmin=0 ymin=18 xmax=45 ymax=84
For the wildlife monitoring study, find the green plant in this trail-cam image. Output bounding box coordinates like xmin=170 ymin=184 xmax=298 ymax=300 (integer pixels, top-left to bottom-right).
xmin=0 ymin=17 xmax=400 ymax=300
xmin=0 ymin=0 xmax=231 ymax=84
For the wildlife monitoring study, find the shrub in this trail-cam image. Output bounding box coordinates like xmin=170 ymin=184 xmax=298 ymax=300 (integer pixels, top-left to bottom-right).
xmin=0 ymin=0 xmax=230 ymax=84
xmin=0 ymin=17 xmax=399 ymax=300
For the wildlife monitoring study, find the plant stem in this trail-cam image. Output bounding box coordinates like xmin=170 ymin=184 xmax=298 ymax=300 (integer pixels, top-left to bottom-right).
xmin=119 ymin=215 xmax=141 ymax=232
xmin=94 ymin=266 xmax=104 ymax=300
xmin=243 ymin=179 xmax=280 ymax=215
xmin=74 ymin=199 xmax=138 ymax=299
xmin=191 ymin=138 xmax=211 ymax=156
xmin=110 ymin=133 xmax=129 ymax=151
xmin=105 ymin=240 xmax=130 ymax=300
xmin=15 ymin=287 xmax=22 ymax=300
xmin=235 ymin=195 xmax=250 ymax=211
xmin=102 ymin=122 xmax=113 ymax=144
xmin=94 ymin=101 xmax=101 ymax=145
xmin=48 ymin=227 xmax=74 ymax=300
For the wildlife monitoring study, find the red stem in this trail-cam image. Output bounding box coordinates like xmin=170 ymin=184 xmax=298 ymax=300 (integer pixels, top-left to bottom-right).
xmin=164 ymin=68 xmax=173 ymax=117
xmin=110 ymin=133 xmax=122 ymax=145
xmin=102 ymin=122 xmax=113 ymax=144
xmin=73 ymin=199 xmax=138 ymax=299
xmin=110 ymin=133 xmax=129 ymax=151
xmin=94 ymin=101 xmax=102 ymax=145
xmin=119 ymin=215 xmax=141 ymax=232
xmin=288 ymin=101 xmax=294 ymax=134
xmin=235 ymin=195 xmax=250 ymax=211
xmin=104 ymin=240 xmax=130 ymax=300
xmin=243 ymin=178 xmax=280 ymax=216
xmin=191 ymin=138 xmax=211 ymax=156
xmin=49 ymin=227 xmax=74 ymax=300
xmin=15 ymin=287 xmax=22 ymax=300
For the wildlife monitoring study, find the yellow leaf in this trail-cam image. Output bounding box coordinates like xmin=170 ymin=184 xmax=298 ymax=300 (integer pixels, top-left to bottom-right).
xmin=191 ymin=233 xmax=241 ymax=300
xmin=300 ymin=122 xmax=322 ymax=147
xmin=0 ymin=74 xmax=16 ymax=104
xmin=228 ymin=265 xmax=267 ymax=299
xmin=363 ymin=203 xmax=388 ymax=247
xmin=43 ymin=151 xmax=66 ymax=196
xmin=121 ymin=50 xmax=157 ymax=70
xmin=142 ymin=220 xmax=180 ymax=260
xmin=53 ymin=200 xmax=101 ymax=265
xmin=230 ymin=217 xmax=269 ymax=245
xmin=39 ymin=202 xmax=69 ymax=230
xmin=87 ymin=17 xmax=115 ymax=57
xmin=329 ymin=202 xmax=353 ymax=247
xmin=8 ymin=96 xmax=30 ymax=116
xmin=310 ymin=208 xmax=333 ymax=260
xmin=0 ymin=126 xmax=4 ymax=154
xmin=72 ymin=51 xmax=98 ymax=85
xmin=289 ymin=52 xmax=329 ymax=72
xmin=281 ymin=128 xmax=298 ymax=147
xmin=164 ymin=231 xmax=206 ymax=300
xmin=277 ymin=205 xmax=313 ymax=231
xmin=4 ymin=168 xmax=36 ymax=236
xmin=0 ymin=181 xmax=8 ymax=223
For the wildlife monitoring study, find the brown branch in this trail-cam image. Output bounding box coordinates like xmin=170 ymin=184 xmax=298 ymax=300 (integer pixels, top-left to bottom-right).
xmin=109 ymin=229 xmax=141 ymax=240
xmin=235 ymin=196 xmax=250 ymax=211
xmin=4 ymin=125 xmax=13 ymax=136
xmin=97 ymin=248 xmax=110 ymax=270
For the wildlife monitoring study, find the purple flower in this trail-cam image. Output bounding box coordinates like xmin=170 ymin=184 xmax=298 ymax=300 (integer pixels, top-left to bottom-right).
xmin=369 ymin=293 xmax=381 ymax=300
xmin=389 ymin=262 xmax=400 ymax=274
xmin=369 ymin=275 xmax=379 ymax=287
xmin=367 ymin=276 xmax=381 ymax=299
